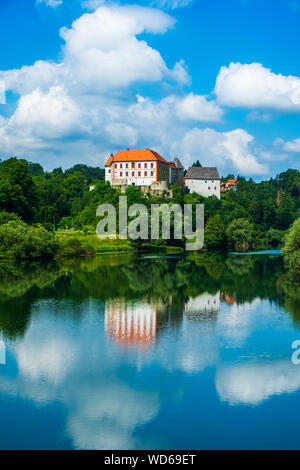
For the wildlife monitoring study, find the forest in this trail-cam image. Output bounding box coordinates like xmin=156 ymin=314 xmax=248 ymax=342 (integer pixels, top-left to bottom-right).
xmin=0 ymin=156 xmax=299 ymax=263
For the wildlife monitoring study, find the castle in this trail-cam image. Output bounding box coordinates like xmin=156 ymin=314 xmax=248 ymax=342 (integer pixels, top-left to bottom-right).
xmin=104 ymin=148 xmax=221 ymax=199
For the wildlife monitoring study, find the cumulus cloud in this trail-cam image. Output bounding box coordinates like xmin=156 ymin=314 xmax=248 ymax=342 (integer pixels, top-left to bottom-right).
xmin=282 ymin=137 xmax=300 ymax=152
xmin=175 ymin=92 xmax=223 ymax=122
xmin=0 ymin=6 xmax=274 ymax=175
xmin=174 ymin=127 xmax=269 ymax=174
xmin=215 ymin=62 xmax=300 ymax=112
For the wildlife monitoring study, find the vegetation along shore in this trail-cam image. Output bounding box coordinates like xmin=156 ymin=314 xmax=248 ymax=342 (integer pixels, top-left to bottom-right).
xmin=0 ymin=157 xmax=299 ymax=280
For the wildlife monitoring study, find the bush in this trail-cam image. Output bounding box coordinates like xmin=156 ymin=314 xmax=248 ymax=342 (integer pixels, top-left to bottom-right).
xmin=58 ymin=238 xmax=95 ymax=257
xmin=0 ymin=220 xmax=58 ymax=259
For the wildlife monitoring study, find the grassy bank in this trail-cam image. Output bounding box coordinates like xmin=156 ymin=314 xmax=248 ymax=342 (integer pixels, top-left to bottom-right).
xmin=56 ymin=231 xmax=185 ymax=257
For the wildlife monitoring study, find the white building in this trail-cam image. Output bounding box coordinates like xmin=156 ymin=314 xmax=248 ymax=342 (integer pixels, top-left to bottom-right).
xmin=105 ymin=148 xmax=171 ymax=187
xmin=185 ymin=167 xmax=221 ymax=199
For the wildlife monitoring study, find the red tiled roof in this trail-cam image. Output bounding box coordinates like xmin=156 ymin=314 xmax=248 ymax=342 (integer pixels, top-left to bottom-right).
xmin=113 ymin=148 xmax=169 ymax=165
xmin=105 ymin=155 xmax=114 ymax=167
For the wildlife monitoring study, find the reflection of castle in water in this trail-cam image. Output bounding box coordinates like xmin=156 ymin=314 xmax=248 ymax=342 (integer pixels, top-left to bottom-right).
xmin=105 ymin=300 xmax=157 ymax=349
xmin=104 ymin=290 xmax=240 ymax=348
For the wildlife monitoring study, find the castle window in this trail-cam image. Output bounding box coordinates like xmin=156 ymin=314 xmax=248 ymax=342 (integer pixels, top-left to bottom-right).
xmin=138 ymin=163 xmax=141 ymax=168
xmin=144 ymin=171 xmax=147 ymax=176
xmin=151 ymin=163 xmax=154 ymax=168
xmin=151 ymin=171 xmax=153 ymax=176
xmin=120 ymin=172 xmax=123 ymax=177
xmin=145 ymin=163 xmax=147 ymax=168
xmin=126 ymin=163 xmax=128 ymax=168
xmin=138 ymin=171 xmax=141 ymax=176
xmin=132 ymin=172 xmax=134 ymax=177
xmin=131 ymin=162 xmax=135 ymax=168
xmin=126 ymin=172 xmax=128 ymax=177
xmin=120 ymin=164 xmax=122 ymax=168
xmin=208 ymin=186 xmax=211 ymax=190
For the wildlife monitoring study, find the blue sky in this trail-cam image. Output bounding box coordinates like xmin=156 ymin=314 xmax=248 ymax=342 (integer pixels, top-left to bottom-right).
xmin=0 ymin=0 xmax=299 ymax=177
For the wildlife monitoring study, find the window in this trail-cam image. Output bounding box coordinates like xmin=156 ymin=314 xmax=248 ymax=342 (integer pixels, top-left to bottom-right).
xmin=138 ymin=171 xmax=141 ymax=176
xmin=126 ymin=172 xmax=128 ymax=177
xmin=108 ymin=169 xmax=111 ymax=173
xmin=132 ymin=172 xmax=134 ymax=177
xmin=151 ymin=163 xmax=154 ymax=168
xmin=131 ymin=162 xmax=135 ymax=168
xmin=208 ymin=186 xmax=211 ymax=190
xmin=120 ymin=164 xmax=123 ymax=168
xmin=151 ymin=171 xmax=153 ymax=176
xmin=145 ymin=163 xmax=147 ymax=168
xmin=120 ymin=172 xmax=123 ymax=177
xmin=144 ymin=171 xmax=147 ymax=176
xmin=126 ymin=163 xmax=128 ymax=168
xmin=212 ymin=180 xmax=214 ymax=183
xmin=138 ymin=163 xmax=141 ymax=168
xmin=205 ymin=180 xmax=207 ymax=183
xmin=214 ymin=186 xmax=216 ymax=190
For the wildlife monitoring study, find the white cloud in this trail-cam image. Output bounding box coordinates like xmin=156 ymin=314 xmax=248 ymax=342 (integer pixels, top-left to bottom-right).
xmin=174 ymin=127 xmax=269 ymax=174
xmin=9 ymin=86 xmax=81 ymax=140
xmin=215 ymin=62 xmax=300 ymax=112
xmin=175 ymin=92 xmax=223 ymax=122
xmin=282 ymin=137 xmax=300 ymax=152
xmin=0 ymin=6 xmax=280 ymax=176
xmin=36 ymin=0 xmax=63 ymax=7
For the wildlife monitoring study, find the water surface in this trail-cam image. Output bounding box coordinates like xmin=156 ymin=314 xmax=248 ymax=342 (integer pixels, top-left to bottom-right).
xmin=0 ymin=252 xmax=299 ymax=450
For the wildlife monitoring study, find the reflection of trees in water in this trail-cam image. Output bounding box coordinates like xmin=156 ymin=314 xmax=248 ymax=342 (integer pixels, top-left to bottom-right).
xmin=281 ymin=274 xmax=300 ymax=323
xmin=226 ymin=256 xmax=254 ymax=276
xmin=0 ymin=261 xmax=60 ymax=338
xmin=0 ymin=253 xmax=287 ymax=339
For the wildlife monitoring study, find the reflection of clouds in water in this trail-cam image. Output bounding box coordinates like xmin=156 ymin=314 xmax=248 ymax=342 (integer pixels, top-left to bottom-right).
xmin=0 ymin=304 xmax=160 ymax=449
xmin=217 ymin=298 xmax=291 ymax=347
xmin=217 ymin=298 xmax=261 ymax=347
xmin=1 ymin=292 xmax=299 ymax=448
xmin=216 ymin=360 xmax=300 ymax=405
xmin=67 ymin=383 xmax=159 ymax=449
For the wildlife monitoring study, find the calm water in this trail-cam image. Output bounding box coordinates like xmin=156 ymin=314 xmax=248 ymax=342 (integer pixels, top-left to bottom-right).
xmin=0 ymin=252 xmax=299 ymax=450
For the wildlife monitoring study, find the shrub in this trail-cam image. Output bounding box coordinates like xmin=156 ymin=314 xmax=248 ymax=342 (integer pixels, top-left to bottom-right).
xmin=58 ymin=238 xmax=95 ymax=257
xmin=0 ymin=220 xmax=58 ymax=259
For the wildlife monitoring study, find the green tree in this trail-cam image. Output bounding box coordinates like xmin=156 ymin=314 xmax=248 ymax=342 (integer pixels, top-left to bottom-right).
xmin=282 ymin=217 xmax=300 ymax=279
xmin=204 ymin=214 xmax=226 ymax=249
xmin=0 ymin=158 xmax=37 ymax=221
xmin=226 ymin=218 xmax=255 ymax=250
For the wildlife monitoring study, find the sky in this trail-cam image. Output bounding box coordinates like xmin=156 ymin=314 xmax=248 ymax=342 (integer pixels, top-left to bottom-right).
xmin=0 ymin=0 xmax=299 ymax=177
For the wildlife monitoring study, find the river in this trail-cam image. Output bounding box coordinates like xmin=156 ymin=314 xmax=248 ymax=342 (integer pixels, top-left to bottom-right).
xmin=0 ymin=251 xmax=299 ymax=449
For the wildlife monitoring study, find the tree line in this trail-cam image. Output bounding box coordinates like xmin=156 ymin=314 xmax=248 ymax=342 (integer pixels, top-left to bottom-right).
xmin=0 ymin=157 xmax=299 ymax=258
